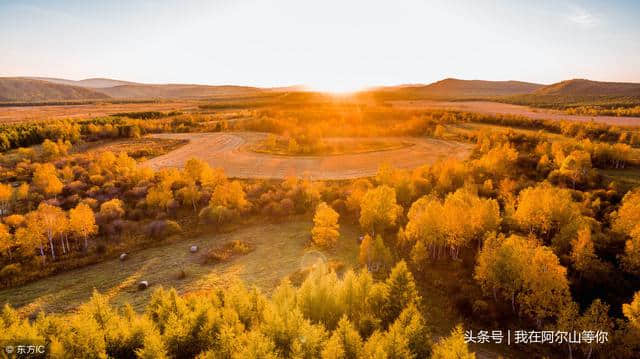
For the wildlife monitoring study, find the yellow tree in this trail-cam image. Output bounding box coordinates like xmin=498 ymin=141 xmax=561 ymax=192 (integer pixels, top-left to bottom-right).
xmin=176 ymin=181 xmax=201 ymax=213
xmin=431 ymin=325 xmax=475 ymax=359
xmin=613 ymin=189 xmax=640 ymax=274
xmin=359 ymin=185 xmax=402 ymax=235
xmin=201 ymin=167 xmax=227 ymax=191
xmin=32 ymin=163 xmax=63 ymax=198
xmin=475 ymin=234 xmax=570 ymax=324
xmin=311 ymin=202 xmax=340 ymax=248
xmin=570 ymin=227 xmax=605 ymax=277
xmin=99 ymin=199 xmax=125 ymax=221
xmin=558 ymin=150 xmax=593 ymax=188
xmin=405 ymin=189 xmax=500 ymax=261
xmin=0 ymin=223 xmax=13 ymax=261
xmin=17 ymin=212 xmax=47 ymax=263
xmin=35 ymin=203 xmax=67 ymax=261
xmin=146 ymin=186 xmax=174 ymax=213
xmin=184 ymin=158 xmax=210 ymax=183
xmin=69 ymin=203 xmax=98 ymax=251
xmin=0 ymin=183 xmax=12 ymax=215
xmin=520 ymin=243 xmax=571 ymax=326
xmin=513 ymin=183 xmax=582 ymax=245
xmin=345 ymin=179 xmax=372 ymax=216
xmin=623 ymin=291 xmax=640 ymax=330
xmin=209 ymin=181 xmax=248 ymax=211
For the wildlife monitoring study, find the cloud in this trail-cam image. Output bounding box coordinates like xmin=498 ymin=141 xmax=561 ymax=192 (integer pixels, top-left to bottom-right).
xmin=568 ymin=7 xmax=598 ymax=26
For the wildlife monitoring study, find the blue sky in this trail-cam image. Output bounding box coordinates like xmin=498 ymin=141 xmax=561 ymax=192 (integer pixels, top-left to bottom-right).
xmin=1 ymin=0 xmax=639 ymax=90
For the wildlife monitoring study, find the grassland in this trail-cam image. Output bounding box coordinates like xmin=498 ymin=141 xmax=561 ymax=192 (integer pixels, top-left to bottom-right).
xmin=0 ymin=220 xmax=360 ymax=316
xmin=250 ymin=136 xmax=412 ymax=156
xmin=143 ymin=132 xmax=473 ymax=179
xmin=0 ymin=100 xmax=199 ymax=123
xmin=77 ymin=137 xmax=188 ymax=160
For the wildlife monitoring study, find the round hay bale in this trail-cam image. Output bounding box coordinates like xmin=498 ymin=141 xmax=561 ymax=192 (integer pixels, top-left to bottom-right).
xmin=138 ymin=280 xmax=149 ymax=290
xmin=190 ymin=245 xmax=199 ymax=253
xmin=119 ymin=253 xmax=128 ymax=261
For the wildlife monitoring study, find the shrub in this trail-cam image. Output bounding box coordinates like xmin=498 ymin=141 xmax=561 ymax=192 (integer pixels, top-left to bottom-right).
xmin=203 ymin=240 xmax=253 ymax=264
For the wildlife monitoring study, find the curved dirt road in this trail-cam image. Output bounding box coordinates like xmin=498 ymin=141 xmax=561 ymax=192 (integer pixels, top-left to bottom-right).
xmin=143 ymin=132 xmax=472 ymax=180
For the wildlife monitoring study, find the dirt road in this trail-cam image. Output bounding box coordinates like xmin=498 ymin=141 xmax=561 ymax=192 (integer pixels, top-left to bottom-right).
xmin=143 ymin=132 xmax=472 ymax=179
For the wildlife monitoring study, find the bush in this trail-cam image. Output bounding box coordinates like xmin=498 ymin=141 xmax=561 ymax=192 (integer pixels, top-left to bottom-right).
xmin=0 ymin=263 xmax=21 ymax=284
xmin=199 ymin=205 xmax=236 ymax=225
xmin=203 ymin=240 xmax=254 ymax=264
xmin=146 ymin=220 xmax=182 ymax=239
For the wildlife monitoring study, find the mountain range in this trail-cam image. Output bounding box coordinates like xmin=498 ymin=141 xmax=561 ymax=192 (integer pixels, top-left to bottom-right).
xmin=1 ymin=76 xmax=639 ymax=103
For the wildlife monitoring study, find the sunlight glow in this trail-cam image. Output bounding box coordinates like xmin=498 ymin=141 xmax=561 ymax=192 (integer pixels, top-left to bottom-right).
xmin=307 ymin=81 xmax=368 ymax=94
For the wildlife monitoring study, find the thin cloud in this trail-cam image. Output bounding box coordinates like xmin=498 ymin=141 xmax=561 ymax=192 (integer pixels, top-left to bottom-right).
xmin=568 ymin=7 xmax=598 ymax=26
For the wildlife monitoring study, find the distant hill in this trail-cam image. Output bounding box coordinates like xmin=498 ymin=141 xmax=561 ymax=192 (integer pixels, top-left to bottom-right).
xmin=31 ymin=77 xmax=139 ymax=88
xmin=534 ymin=79 xmax=640 ymax=96
xmin=6 ymin=77 xmax=265 ymax=100
xmin=0 ymin=78 xmax=110 ymax=102
xmin=374 ymin=78 xmax=544 ymax=99
xmin=96 ymin=84 xmax=263 ymax=99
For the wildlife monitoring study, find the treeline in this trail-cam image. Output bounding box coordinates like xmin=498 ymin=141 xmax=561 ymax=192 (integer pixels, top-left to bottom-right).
xmin=0 ymin=113 xmax=223 ymax=153
xmin=0 ymin=262 xmax=478 ymax=358
xmin=566 ymin=105 xmax=640 ymax=117
xmin=501 ymin=94 xmax=640 ymax=111
xmin=112 ymin=111 xmax=183 ymax=120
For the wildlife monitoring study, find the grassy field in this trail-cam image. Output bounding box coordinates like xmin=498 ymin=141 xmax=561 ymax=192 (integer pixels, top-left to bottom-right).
xmin=144 ymin=132 xmax=472 ymax=180
xmin=250 ymin=137 xmax=413 ymax=156
xmin=0 ymin=220 xmax=360 ymax=316
xmin=0 ymin=100 xmax=200 ymax=124
xmin=76 ymin=137 xmax=188 ymax=160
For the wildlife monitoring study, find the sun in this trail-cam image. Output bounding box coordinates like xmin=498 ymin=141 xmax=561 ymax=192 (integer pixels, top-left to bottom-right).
xmin=307 ymin=80 xmax=367 ymax=95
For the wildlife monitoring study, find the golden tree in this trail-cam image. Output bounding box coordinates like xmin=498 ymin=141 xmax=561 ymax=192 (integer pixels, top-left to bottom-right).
xmin=69 ymin=203 xmax=98 ymax=251
xmin=431 ymin=325 xmax=475 ymax=359
xmin=176 ymin=181 xmax=201 ymax=213
xmin=311 ymin=202 xmax=340 ymax=248
xmin=359 ymin=185 xmax=402 ymax=235
xmin=32 ymin=163 xmax=63 ymax=197
xmin=209 ymin=181 xmax=248 ymax=210
xmin=0 ymin=223 xmax=13 ymax=261
xmin=35 ymin=203 xmax=67 ymax=261
xmin=623 ymin=291 xmax=640 ymax=330
xmin=99 ymin=199 xmax=125 ymax=221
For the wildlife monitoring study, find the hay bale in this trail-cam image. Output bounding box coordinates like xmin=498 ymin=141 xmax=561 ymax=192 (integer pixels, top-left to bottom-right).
xmin=190 ymin=245 xmax=199 ymax=253
xmin=138 ymin=280 xmax=149 ymax=290
xmin=119 ymin=253 xmax=128 ymax=261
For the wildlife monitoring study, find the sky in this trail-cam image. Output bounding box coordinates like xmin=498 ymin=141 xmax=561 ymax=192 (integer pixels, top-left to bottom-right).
xmin=1 ymin=0 xmax=639 ymax=92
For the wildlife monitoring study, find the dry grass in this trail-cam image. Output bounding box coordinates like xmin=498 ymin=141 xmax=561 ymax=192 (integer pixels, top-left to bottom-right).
xmin=77 ymin=137 xmax=188 ymax=160
xmin=0 ymin=221 xmax=360 ymax=315
xmin=202 ymin=240 xmax=254 ymax=264
xmin=0 ymin=100 xmax=199 ymax=124
xmin=143 ymin=132 xmax=472 ymax=180
xmin=251 ymin=137 xmax=412 ymax=156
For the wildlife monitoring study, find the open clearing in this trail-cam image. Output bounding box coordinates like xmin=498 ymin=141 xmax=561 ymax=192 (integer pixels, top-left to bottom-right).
xmin=0 ymin=221 xmax=360 ymax=315
xmin=143 ymin=132 xmax=472 ymax=179
xmin=393 ymin=100 xmax=640 ymax=127
xmin=0 ymin=101 xmax=198 ymax=124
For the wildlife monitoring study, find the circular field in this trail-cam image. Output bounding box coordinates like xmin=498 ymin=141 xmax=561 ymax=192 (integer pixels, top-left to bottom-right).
xmin=143 ymin=132 xmax=472 ymax=180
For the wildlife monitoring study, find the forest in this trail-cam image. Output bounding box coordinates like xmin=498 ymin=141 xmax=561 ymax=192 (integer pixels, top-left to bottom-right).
xmin=0 ymin=99 xmax=639 ymax=358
